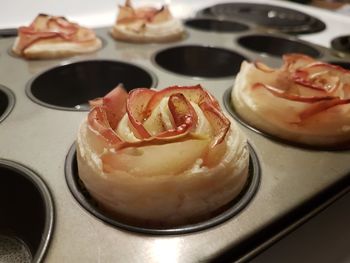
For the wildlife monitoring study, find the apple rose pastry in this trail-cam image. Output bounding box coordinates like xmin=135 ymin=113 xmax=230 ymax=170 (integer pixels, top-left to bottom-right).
xmin=111 ymin=0 xmax=184 ymax=43
xmin=77 ymin=84 xmax=249 ymax=227
xmin=232 ymin=54 xmax=350 ymax=147
xmin=12 ymin=14 xmax=102 ymax=59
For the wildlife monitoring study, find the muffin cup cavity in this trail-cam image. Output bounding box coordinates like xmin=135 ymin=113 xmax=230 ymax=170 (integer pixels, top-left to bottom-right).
xmin=185 ymin=18 xmax=249 ymax=33
xmin=0 ymin=160 xmax=54 ymax=263
xmin=0 ymin=85 xmax=15 ymax=124
xmin=331 ymin=35 xmax=350 ymax=53
xmin=26 ymin=60 xmax=156 ymax=111
xmin=154 ymin=45 xmax=247 ymax=78
xmin=237 ymin=35 xmax=321 ymax=58
xmin=198 ymin=3 xmax=326 ymax=34
xmin=65 ymin=143 xmax=260 ymax=235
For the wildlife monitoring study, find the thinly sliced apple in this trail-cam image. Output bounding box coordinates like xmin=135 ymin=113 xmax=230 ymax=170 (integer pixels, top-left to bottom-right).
xmin=144 ymin=93 xmax=197 ymax=139
xmin=199 ymin=101 xmax=230 ymax=147
xmin=88 ymin=97 xmax=103 ymax=108
xmin=142 ymin=105 xmax=166 ymax=136
xmin=292 ymin=63 xmax=344 ymax=93
xmin=135 ymin=7 xmax=158 ymax=21
xmin=254 ymin=61 xmax=276 ymax=73
xmin=101 ymin=139 xmax=209 ymax=176
xmin=299 ymin=98 xmax=350 ymax=120
xmin=55 ymin=17 xmax=77 ymax=29
xmin=47 ymin=19 xmax=76 ymax=36
xmin=168 ymin=93 xmax=197 ymax=128
xmin=31 ymin=14 xmax=50 ymax=31
xmin=203 ymin=138 xmax=227 ymax=167
xmin=16 ymin=14 xmax=95 ymax=53
xmin=282 ymin=53 xmax=314 ymax=72
xmin=88 ymin=106 xmax=122 ymax=146
xmin=74 ymin=26 xmax=96 ymax=42
xmin=102 ymin=84 xmax=128 ymax=129
xmin=253 ymin=83 xmax=336 ymax=103
xmin=145 ymin=85 xmax=219 ymax=113
xmin=117 ymin=2 xmax=137 ymax=24
xmin=151 ymin=6 xmax=172 ymax=23
xmin=126 ymin=88 xmax=156 ymax=138
xmin=17 ymin=28 xmax=58 ymax=53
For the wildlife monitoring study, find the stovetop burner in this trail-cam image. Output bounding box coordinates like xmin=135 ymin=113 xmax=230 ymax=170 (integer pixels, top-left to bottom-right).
xmin=198 ymin=3 xmax=326 ymax=34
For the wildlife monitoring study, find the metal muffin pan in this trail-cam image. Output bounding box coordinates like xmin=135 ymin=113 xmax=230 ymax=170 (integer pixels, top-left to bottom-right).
xmin=26 ymin=59 xmax=157 ymax=111
xmin=0 ymin=13 xmax=349 ymax=263
xmin=65 ymin=143 xmax=260 ymax=235
xmin=196 ymin=2 xmax=327 ymax=35
xmin=0 ymin=84 xmax=15 ymax=123
xmin=0 ymin=159 xmax=54 ymax=263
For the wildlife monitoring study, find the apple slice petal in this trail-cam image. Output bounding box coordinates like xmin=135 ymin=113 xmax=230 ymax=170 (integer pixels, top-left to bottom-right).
xmin=254 ymin=61 xmax=276 ymax=73
xmin=300 ymin=98 xmax=350 ymax=120
xmin=254 ymin=83 xmax=336 ymax=103
xmin=199 ymin=101 xmax=230 ymax=147
xmin=151 ymin=5 xmax=172 ymax=23
xmin=47 ymin=18 xmax=75 ymax=36
xmin=168 ymin=93 xmax=197 ymax=128
xmin=88 ymin=97 xmax=103 ymax=108
xmin=31 ymin=14 xmax=50 ymax=30
xmin=55 ymin=16 xmax=78 ymax=30
xmin=127 ymin=88 xmax=156 ymax=139
xmin=143 ymin=93 xmax=197 ymax=139
xmin=16 ymin=28 xmax=58 ymax=54
xmin=145 ymin=84 xmax=219 ymax=113
xmin=88 ymin=106 xmax=122 ymax=146
xmin=282 ymin=53 xmax=315 ymax=72
xmin=292 ymin=63 xmax=345 ymax=93
xmin=117 ymin=4 xmax=137 ymax=24
xmin=101 ymin=84 xmax=128 ymax=129
xmin=101 ymin=139 xmax=209 ymax=176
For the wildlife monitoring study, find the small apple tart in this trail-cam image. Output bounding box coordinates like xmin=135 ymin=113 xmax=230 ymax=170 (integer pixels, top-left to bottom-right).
xmin=12 ymin=14 xmax=102 ymax=59
xmin=232 ymin=54 xmax=350 ymax=147
xmin=111 ymin=0 xmax=184 ymax=43
xmin=77 ymin=84 xmax=249 ymax=227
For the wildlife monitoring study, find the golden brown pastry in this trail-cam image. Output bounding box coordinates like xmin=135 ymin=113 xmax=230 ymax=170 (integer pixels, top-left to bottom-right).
xmin=232 ymin=54 xmax=350 ymax=147
xmin=77 ymin=84 xmax=249 ymax=227
xmin=12 ymin=14 xmax=102 ymax=59
xmin=111 ymin=0 xmax=184 ymax=43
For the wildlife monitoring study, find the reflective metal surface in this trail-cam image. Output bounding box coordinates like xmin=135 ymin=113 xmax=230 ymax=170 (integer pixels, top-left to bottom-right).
xmin=0 ymin=1 xmax=349 ymax=262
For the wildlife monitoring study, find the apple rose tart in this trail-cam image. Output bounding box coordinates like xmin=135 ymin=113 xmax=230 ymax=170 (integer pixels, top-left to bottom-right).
xmin=12 ymin=14 xmax=102 ymax=59
xmin=232 ymin=54 xmax=350 ymax=147
xmin=111 ymin=0 xmax=184 ymax=43
xmin=77 ymin=84 xmax=249 ymax=227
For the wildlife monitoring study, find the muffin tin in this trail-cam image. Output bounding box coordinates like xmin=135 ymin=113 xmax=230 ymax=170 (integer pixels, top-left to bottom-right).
xmin=65 ymin=143 xmax=260 ymax=235
xmin=0 ymin=3 xmax=349 ymax=262
xmin=0 ymin=160 xmax=53 ymax=263
xmin=0 ymin=85 xmax=15 ymax=123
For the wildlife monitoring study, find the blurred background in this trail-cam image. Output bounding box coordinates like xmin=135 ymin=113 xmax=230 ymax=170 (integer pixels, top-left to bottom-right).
xmin=1 ymin=0 xmax=350 ymax=30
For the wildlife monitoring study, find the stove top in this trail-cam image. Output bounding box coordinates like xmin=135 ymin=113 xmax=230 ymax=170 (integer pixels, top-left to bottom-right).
xmin=198 ymin=2 xmax=326 ymax=34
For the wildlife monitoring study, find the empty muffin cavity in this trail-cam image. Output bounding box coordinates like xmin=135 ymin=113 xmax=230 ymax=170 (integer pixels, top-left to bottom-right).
xmin=0 ymin=85 xmax=15 ymax=124
xmin=185 ymin=18 xmax=249 ymax=33
xmin=26 ymin=60 xmax=156 ymax=111
xmin=154 ymin=45 xmax=247 ymax=78
xmin=0 ymin=160 xmax=54 ymax=263
xmin=238 ymin=35 xmax=321 ymax=57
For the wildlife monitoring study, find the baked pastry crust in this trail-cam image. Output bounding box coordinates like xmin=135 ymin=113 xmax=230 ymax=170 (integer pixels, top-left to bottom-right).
xmin=111 ymin=0 xmax=184 ymax=43
xmin=232 ymin=54 xmax=350 ymax=147
xmin=77 ymin=85 xmax=249 ymax=227
xmin=12 ymin=14 xmax=102 ymax=59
